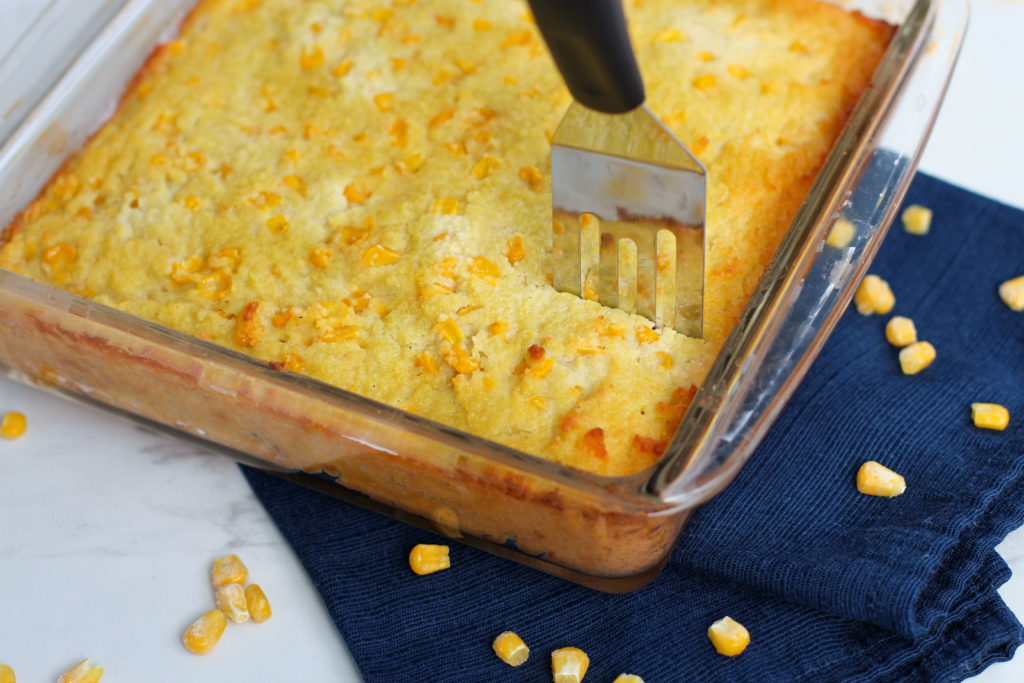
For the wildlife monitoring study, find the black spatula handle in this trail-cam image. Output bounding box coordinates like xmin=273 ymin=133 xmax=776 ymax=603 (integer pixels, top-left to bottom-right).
xmin=527 ymin=0 xmax=645 ymax=114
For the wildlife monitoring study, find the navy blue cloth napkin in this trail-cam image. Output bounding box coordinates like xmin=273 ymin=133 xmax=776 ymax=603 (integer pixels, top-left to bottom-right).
xmin=243 ymin=173 xmax=1024 ymax=682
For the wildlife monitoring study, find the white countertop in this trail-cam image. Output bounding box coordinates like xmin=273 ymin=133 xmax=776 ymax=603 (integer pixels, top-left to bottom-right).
xmin=1 ymin=1 xmax=1022 ymax=681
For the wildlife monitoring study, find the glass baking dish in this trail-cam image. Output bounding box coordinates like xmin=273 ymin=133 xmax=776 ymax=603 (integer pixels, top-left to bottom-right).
xmin=0 ymin=0 xmax=965 ymax=590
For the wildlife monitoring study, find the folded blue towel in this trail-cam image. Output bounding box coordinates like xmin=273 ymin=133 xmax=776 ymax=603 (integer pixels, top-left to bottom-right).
xmin=243 ymin=173 xmax=1024 ymax=682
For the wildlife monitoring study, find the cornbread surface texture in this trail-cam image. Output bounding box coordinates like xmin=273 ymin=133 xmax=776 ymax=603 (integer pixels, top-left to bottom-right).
xmin=0 ymin=0 xmax=892 ymax=476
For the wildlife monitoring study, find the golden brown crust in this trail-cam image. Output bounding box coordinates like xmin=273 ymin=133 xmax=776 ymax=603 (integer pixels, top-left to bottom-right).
xmin=0 ymin=0 xmax=894 ymax=477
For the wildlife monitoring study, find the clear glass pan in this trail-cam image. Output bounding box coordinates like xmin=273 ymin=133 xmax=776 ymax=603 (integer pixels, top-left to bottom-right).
xmin=0 ymin=0 xmax=966 ymax=590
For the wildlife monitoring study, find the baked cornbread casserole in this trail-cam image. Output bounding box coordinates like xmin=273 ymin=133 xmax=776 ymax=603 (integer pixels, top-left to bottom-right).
xmin=0 ymin=0 xmax=893 ymax=477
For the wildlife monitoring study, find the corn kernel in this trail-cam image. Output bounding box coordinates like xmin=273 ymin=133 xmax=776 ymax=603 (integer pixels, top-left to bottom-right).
xmin=518 ymin=166 xmax=544 ymax=191
xmin=409 ymin=543 xmax=450 ymax=575
xmin=693 ymin=74 xmax=717 ymax=91
xmin=197 ymin=271 xmax=232 ymax=300
xmin=898 ymin=341 xmax=935 ymax=375
xmin=444 ymin=142 xmax=466 ymax=156
xmin=266 ymin=214 xmax=289 ymax=233
xmin=653 ymin=28 xmax=684 ymax=43
xmin=971 ymin=403 xmax=1010 ymax=431
xmin=234 ymin=302 xmax=265 ymax=348
xmin=245 ymin=584 xmax=272 ymax=623
xmin=501 ymin=29 xmax=533 ymax=48
xmin=856 ymin=460 xmax=906 ymax=497
xmin=208 ymin=247 xmax=241 ymax=270
xmin=469 ymin=256 xmax=500 ymax=283
xmin=438 ymin=319 xmax=464 ymax=343
xmin=319 ymin=324 xmax=360 ymax=343
xmin=999 ymin=275 xmax=1024 ymax=311
xmin=612 ymin=676 xmax=645 ymax=683
xmin=182 ymin=609 xmax=228 ymax=655
xmin=1 ymin=412 xmax=27 ymax=439
xmin=471 ymin=156 xmax=501 ymax=179
xmin=727 ymin=63 xmax=750 ymax=79
xmin=551 ymin=647 xmax=589 ymax=683
xmin=431 ymin=197 xmax=460 ymax=214
xmin=854 ymin=274 xmax=895 ymax=315
xmin=396 ymin=153 xmax=424 ymax=175
xmin=310 ymin=246 xmax=333 ymax=268
xmin=493 ymin=631 xmax=529 ymax=666
xmin=884 ymin=316 xmax=917 ymax=347
xmin=362 ymin=244 xmax=400 ymax=267
xmin=300 ymin=44 xmax=324 ymax=69
xmin=373 ymin=93 xmax=395 ymax=112
xmin=506 ymin=236 xmax=526 ymax=265
xmin=416 ymin=352 xmax=439 ymax=373
xmin=447 ymin=345 xmax=480 ymax=374
xmin=708 ymin=616 xmax=750 ymax=656
xmin=901 ymin=204 xmax=932 ymax=235
xmin=282 ymin=352 xmax=305 ymax=373
xmin=253 ymin=190 xmax=282 ymax=210
xmin=41 ymin=243 xmax=78 ymax=283
xmin=214 ymin=582 xmax=250 ymax=623
xmin=826 ymin=218 xmax=855 ymax=248
xmin=211 ymin=554 xmax=248 ymax=587
xmin=183 ymin=194 xmax=201 ymax=211
xmin=636 ymin=326 xmax=659 ymax=344
xmin=57 ymin=659 xmax=103 ymax=683
xmin=344 ymin=182 xmax=371 ymax=204
xmin=430 ymin=108 xmax=454 ymax=128
xmin=332 ymin=59 xmax=354 ymax=77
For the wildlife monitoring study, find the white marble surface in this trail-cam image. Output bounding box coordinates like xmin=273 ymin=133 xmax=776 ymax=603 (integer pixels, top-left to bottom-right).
xmin=0 ymin=1 xmax=1022 ymax=681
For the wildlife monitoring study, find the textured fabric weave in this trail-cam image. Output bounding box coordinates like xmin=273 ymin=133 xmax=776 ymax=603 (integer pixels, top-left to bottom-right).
xmin=243 ymin=174 xmax=1024 ymax=682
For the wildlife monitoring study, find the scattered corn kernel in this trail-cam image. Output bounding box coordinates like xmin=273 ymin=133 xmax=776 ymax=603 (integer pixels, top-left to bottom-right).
xmin=707 ymin=616 xmax=750 ymax=656
xmin=492 ymin=631 xmax=530 ymax=666
xmin=901 ymin=204 xmax=932 ymax=235
xmin=884 ymin=316 xmax=917 ymax=347
xmin=245 ymin=584 xmax=272 ymax=622
xmin=57 ymin=659 xmax=103 ymax=683
xmin=182 ymin=609 xmax=228 ymax=655
xmin=409 ymin=543 xmax=450 ymax=575
xmin=999 ymin=275 xmax=1024 ymax=311
xmin=971 ymin=403 xmax=1010 ymax=431
xmin=856 ymin=460 xmax=906 ymax=497
xmin=551 ymin=647 xmax=589 ymax=683
xmin=211 ymin=554 xmax=248 ymax=587
xmin=854 ymin=274 xmax=895 ymax=315
xmin=898 ymin=341 xmax=935 ymax=375
xmin=1 ymin=411 xmax=27 ymax=439
xmin=612 ymin=676 xmax=645 ymax=683
xmin=0 ymin=664 xmax=14 ymax=683
xmin=215 ymin=582 xmax=250 ymax=623
xmin=826 ymin=218 xmax=855 ymax=248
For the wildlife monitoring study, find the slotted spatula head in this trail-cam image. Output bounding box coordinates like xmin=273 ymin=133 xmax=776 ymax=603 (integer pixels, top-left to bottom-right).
xmin=527 ymin=0 xmax=707 ymax=337
xmin=550 ymin=101 xmax=707 ymax=337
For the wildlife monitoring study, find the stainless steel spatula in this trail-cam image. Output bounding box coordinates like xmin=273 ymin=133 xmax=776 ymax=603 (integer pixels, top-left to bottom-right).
xmin=529 ymin=0 xmax=707 ymax=337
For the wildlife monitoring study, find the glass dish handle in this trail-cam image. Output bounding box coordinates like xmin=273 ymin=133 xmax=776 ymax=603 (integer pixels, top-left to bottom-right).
xmin=0 ymin=0 xmax=129 ymax=146
xmin=653 ymin=0 xmax=968 ymax=508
